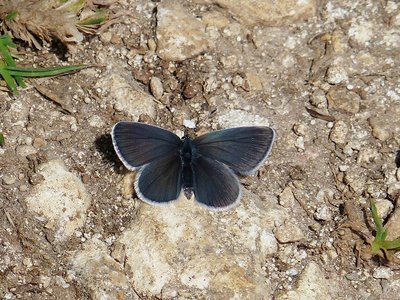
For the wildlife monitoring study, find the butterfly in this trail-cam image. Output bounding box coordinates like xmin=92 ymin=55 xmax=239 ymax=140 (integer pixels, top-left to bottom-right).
xmin=111 ymin=121 xmax=275 ymax=210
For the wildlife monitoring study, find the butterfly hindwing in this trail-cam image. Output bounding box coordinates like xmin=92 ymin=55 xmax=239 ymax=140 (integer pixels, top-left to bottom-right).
xmin=136 ymin=153 xmax=182 ymax=204
xmin=191 ymin=155 xmax=241 ymax=210
xmin=112 ymin=121 xmax=182 ymax=170
xmin=192 ymin=127 xmax=275 ymax=175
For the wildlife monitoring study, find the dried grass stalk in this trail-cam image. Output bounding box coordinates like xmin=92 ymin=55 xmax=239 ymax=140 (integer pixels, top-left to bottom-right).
xmin=0 ymin=0 xmax=83 ymax=50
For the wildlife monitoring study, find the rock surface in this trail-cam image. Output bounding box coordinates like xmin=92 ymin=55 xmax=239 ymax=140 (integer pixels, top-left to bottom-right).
xmin=70 ymin=238 xmax=139 ymax=300
xmin=156 ymin=1 xmax=210 ymax=61
xmin=116 ymin=190 xmax=279 ymax=298
xmin=195 ymin=0 xmax=317 ymax=26
xmin=24 ymin=159 xmax=91 ymax=241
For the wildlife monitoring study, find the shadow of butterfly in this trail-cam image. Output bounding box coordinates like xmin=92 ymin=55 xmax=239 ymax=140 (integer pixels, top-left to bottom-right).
xmin=111 ymin=122 xmax=275 ymax=210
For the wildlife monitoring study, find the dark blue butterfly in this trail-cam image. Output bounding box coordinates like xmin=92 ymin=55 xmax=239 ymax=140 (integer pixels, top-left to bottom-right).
xmin=111 ymin=122 xmax=275 ymax=210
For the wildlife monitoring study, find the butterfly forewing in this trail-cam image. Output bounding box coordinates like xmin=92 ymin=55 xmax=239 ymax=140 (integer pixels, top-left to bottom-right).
xmin=136 ymin=153 xmax=182 ymax=204
xmin=191 ymin=156 xmax=241 ymax=209
xmin=112 ymin=122 xmax=182 ymax=170
xmin=192 ymin=127 xmax=275 ymax=175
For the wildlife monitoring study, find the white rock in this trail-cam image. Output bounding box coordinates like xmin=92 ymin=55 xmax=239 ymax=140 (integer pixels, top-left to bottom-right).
xmin=96 ymin=68 xmax=156 ymax=120
xmin=116 ymin=190 xmax=279 ymax=298
xmin=217 ymin=109 xmax=271 ymax=128
xmin=373 ymin=266 xmax=393 ymax=279
xmin=278 ymin=262 xmax=332 ymax=299
xmin=279 ymin=186 xmax=296 ymax=208
xmin=156 ymin=1 xmax=210 ymax=61
xmin=275 ymin=221 xmax=305 ymax=243
xmin=326 ymin=65 xmax=348 ymax=84
xmin=24 ymin=160 xmax=91 ymax=240
xmin=70 ymin=238 xmax=139 ymax=299
xmin=314 ymin=204 xmax=333 ymax=221
xmin=183 ymin=119 xmax=196 ymax=129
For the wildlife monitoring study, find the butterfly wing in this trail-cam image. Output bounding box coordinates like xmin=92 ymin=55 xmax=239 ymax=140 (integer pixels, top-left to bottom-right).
xmin=136 ymin=153 xmax=182 ymax=204
xmin=192 ymin=127 xmax=275 ymax=175
xmin=112 ymin=121 xmax=182 ymax=170
xmin=191 ymin=156 xmax=241 ymax=210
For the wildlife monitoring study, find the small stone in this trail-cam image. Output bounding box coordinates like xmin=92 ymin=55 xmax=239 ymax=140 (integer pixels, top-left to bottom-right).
xmin=275 ymin=221 xmax=305 ymax=243
xmin=368 ymin=110 xmax=400 ymax=141
xmin=374 ymin=199 xmax=394 ymax=220
xmin=183 ymin=119 xmax=196 ymax=129
xmin=279 ymin=187 xmax=296 ymax=208
xmin=281 ymin=262 xmax=331 ymax=299
xmin=310 ymin=89 xmax=327 ymax=108
xmin=111 ymin=241 xmax=126 ymax=264
xmin=19 ymin=184 xmax=29 ymax=192
xmin=88 ymin=115 xmax=105 ymax=128
xmin=327 ymin=87 xmax=360 ymax=114
xmin=24 ymin=160 xmax=91 ymax=240
xmin=156 ymin=1 xmax=210 ymax=61
xmin=220 ymin=55 xmax=237 ymax=69
xmin=183 ymin=81 xmax=201 ymax=99
xmin=33 ymin=137 xmax=46 ymax=149
xmin=373 ymin=266 xmax=393 ymax=279
xmin=22 ymin=257 xmax=33 ymax=268
xmin=344 ymin=167 xmax=367 ymax=194
xmin=231 ymin=74 xmax=244 ymax=88
xmin=295 ymin=136 xmax=305 ymax=151
xmin=315 ymin=188 xmax=334 ymax=203
xmin=329 ymin=120 xmax=348 ymax=144
xmin=293 ymin=123 xmax=307 ymax=136
xmin=286 ymin=267 xmax=299 ymax=276
xmin=357 ymin=147 xmax=380 ymax=165
xmin=150 ymin=77 xmax=164 ymax=100
xmin=16 ymin=145 xmax=37 ymax=157
xmin=314 ymin=204 xmax=333 ymax=221
xmin=2 ymin=175 xmax=16 ymax=185
xmin=326 ymin=65 xmax=348 ymax=84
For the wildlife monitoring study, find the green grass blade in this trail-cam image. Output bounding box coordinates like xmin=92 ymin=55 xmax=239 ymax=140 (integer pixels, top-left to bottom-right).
xmin=5 ymin=65 xmax=89 ymax=77
xmin=0 ymin=67 xmax=18 ymax=94
xmin=0 ymin=133 xmax=4 ymax=146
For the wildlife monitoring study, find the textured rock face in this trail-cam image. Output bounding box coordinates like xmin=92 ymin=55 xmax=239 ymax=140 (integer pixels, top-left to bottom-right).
xmin=194 ymin=0 xmax=317 ymax=26
xmin=70 ymin=238 xmax=139 ymax=300
xmin=156 ymin=1 xmax=210 ymax=61
xmin=24 ymin=159 xmax=91 ymax=241
xmin=117 ymin=190 xmax=280 ymax=298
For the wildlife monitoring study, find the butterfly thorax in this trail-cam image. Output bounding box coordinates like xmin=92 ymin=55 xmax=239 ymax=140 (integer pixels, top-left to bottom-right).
xmin=180 ymin=136 xmax=194 ymax=199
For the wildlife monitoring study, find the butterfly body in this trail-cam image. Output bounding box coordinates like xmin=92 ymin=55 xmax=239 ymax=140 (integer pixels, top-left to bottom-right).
xmin=180 ymin=135 xmax=195 ymax=199
xmin=112 ymin=122 xmax=275 ymax=210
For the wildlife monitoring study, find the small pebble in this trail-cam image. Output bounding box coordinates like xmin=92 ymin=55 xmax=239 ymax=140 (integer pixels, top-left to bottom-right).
xmin=314 ymin=204 xmax=333 ymax=221
xmin=183 ymin=119 xmax=196 ymax=129
xmin=372 ymin=266 xmax=393 ymax=279
xmin=330 ymin=120 xmax=348 ymax=144
xmin=374 ymin=199 xmax=394 ymax=220
xmin=295 ymin=136 xmax=305 ymax=151
xmin=326 ymin=65 xmax=348 ymax=84
xmin=33 ymin=137 xmax=47 ymax=149
xmin=275 ymin=221 xmax=305 ymax=243
xmin=3 ymin=175 xmax=16 ymax=185
xmin=150 ymin=76 xmax=164 ymax=100
xmin=22 ymin=257 xmax=33 ymax=268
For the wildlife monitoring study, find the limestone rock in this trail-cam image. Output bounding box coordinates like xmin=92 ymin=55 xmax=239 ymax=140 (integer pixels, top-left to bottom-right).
xmin=277 ymin=262 xmax=332 ymax=299
xmin=24 ymin=159 xmax=91 ymax=240
xmin=116 ymin=190 xmax=279 ymax=298
xmin=96 ymin=68 xmax=156 ymax=120
xmin=70 ymin=238 xmax=139 ymax=300
xmin=156 ymin=1 xmax=210 ymax=61
xmin=195 ymin=0 xmax=317 ymax=26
